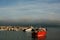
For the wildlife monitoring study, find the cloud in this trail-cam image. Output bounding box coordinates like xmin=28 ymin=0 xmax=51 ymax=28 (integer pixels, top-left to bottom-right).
xmin=0 ymin=0 xmax=60 ymax=21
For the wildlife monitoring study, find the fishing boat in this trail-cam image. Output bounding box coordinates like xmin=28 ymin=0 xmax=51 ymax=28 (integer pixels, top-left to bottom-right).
xmin=32 ymin=27 xmax=47 ymax=39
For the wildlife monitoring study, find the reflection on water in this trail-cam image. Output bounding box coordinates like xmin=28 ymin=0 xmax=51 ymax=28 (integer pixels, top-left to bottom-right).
xmin=32 ymin=36 xmax=46 ymax=40
xmin=0 ymin=27 xmax=60 ymax=40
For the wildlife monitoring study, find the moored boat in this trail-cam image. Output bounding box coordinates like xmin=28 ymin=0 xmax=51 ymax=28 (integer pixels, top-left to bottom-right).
xmin=32 ymin=27 xmax=47 ymax=39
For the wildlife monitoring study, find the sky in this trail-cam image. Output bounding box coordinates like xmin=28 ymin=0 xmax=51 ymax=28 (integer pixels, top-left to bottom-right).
xmin=0 ymin=0 xmax=60 ymax=22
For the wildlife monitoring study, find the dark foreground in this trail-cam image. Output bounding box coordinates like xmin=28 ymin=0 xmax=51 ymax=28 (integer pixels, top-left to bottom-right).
xmin=0 ymin=27 xmax=60 ymax=40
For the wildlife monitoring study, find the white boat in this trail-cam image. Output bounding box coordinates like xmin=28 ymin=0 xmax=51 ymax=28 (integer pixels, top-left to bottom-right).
xmin=25 ymin=26 xmax=34 ymax=32
xmin=25 ymin=28 xmax=32 ymax=32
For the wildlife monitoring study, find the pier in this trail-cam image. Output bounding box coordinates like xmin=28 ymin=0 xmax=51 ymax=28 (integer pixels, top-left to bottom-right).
xmin=0 ymin=26 xmax=34 ymax=31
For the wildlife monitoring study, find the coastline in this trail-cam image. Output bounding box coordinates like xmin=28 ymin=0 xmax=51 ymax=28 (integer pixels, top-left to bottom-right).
xmin=0 ymin=26 xmax=31 ymax=31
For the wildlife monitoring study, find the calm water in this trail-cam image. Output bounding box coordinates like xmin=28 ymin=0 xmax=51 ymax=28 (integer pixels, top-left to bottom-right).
xmin=0 ymin=27 xmax=60 ymax=40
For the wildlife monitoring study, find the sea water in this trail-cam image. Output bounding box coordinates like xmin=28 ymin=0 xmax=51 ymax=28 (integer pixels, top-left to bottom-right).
xmin=0 ymin=27 xmax=60 ymax=40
